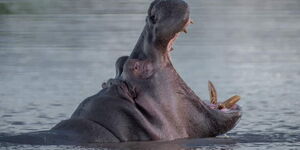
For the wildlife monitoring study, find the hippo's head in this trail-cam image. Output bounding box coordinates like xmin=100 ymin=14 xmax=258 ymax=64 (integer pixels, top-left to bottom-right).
xmin=123 ymin=0 xmax=242 ymax=140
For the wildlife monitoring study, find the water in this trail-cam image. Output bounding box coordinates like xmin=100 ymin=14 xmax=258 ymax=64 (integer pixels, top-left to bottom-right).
xmin=0 ymin=0 xmax=300 ymax=149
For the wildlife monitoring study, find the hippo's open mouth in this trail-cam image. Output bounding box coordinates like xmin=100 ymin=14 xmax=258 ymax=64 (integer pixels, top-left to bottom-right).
xmin=166 ymin=19 xmax=242 ymax=114
xmin=167 ymin=18 xmax=193 ymax=52
xmin=165 ymin=18 xmax=242 ymax=116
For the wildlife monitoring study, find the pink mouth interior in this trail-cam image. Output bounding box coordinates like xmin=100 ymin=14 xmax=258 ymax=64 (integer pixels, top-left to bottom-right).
xmin=209 ymin=103 xmax=239 ymax=112
xmin=167 ymin=18 xmax=192 ymax=52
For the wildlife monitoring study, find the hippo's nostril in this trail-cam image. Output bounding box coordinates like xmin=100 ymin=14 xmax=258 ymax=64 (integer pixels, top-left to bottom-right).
xmin=150 ymin=15 xmax=156 ymax=24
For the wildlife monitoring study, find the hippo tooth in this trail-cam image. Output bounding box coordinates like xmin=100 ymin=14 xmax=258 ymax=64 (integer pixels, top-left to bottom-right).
xmin=183 ymin=28 xmax=188 ymax=33
xmin=218 ymin=95 xmax=240 ymax=109
xmin=208 ymin=81 xmax=217 ymax=104
xmin=190 ymin=19 xmax=194 ymax=24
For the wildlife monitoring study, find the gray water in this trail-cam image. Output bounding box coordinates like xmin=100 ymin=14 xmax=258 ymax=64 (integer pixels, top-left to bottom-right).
xmin=0 ymin=0 xmax=300 ymax=149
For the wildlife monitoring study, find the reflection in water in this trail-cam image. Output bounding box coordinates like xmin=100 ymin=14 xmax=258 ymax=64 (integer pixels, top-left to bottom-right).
xmin=0 ymin=0 xmax=300 ymax=149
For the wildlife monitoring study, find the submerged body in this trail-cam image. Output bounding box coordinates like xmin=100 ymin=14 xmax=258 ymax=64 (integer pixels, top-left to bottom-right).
xmin=0 ymin=0 xmax=241 ymax=145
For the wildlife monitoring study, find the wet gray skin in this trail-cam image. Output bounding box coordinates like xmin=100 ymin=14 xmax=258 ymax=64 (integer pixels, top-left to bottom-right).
xmin=0 ymin=0 xmax=241 ymax=145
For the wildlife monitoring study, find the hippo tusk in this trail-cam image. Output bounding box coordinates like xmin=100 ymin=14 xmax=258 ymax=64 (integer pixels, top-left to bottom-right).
xmin=190 ymin=19 xmax=194 ymax=24
xmin=183 ymin=28 xmax=188 ymax=33
xmin=208 ymin=81 xmax=217 ymax=104
xmin=218 ymin=95 xmax=240 ymax=109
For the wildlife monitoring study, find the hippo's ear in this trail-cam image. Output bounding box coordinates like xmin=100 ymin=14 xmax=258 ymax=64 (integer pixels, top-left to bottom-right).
xmin=115 ymin=56 xmax=129 ymax=78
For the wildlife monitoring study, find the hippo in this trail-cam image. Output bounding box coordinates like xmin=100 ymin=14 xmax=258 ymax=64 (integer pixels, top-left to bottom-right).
xmin=0 ymin=0 xmax=241 ymax=145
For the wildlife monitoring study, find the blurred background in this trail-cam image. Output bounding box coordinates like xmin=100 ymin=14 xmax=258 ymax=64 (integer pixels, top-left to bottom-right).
xmin=0 ymin=0 xmax=299 ymax=149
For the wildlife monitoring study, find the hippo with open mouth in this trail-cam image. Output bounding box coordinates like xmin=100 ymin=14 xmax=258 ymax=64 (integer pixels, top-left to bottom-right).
xmin=0 ymin=0 xmax=242 ymax=145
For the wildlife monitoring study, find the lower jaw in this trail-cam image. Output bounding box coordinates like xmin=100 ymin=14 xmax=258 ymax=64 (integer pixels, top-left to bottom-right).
xmin=209 ymin=103 xmax=239 ymax=112
xmin=166 ymin=33 xmax=180 ymax=52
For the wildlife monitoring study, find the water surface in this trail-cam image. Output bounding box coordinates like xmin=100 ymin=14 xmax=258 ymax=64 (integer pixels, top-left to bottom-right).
xmin=0 ymin=0 xmax=300 ymax=149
